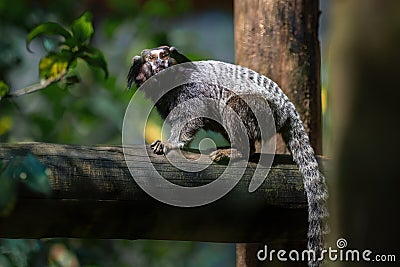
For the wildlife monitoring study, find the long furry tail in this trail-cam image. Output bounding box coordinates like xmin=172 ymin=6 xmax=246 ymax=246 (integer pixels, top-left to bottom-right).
xmin=281 ymin=106 xmax=329 ymax=267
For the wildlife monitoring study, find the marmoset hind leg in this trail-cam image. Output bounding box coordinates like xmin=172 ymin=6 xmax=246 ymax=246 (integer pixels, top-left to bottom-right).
xmin=208 ymin=118 xmax=254 ymax=163
xmin=210 ymin=95 xmax=264 ymax=163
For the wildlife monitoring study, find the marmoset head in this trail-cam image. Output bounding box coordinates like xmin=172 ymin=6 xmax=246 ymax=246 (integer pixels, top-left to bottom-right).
xmin=127 ymin=45 xmax=190 ymax=89
xmin=141 ymin=46 xmax=172 ymax=74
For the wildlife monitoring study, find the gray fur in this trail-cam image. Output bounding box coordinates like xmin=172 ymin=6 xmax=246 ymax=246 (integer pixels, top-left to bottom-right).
xmin=127 ymin=46 xmax=328 ymax=267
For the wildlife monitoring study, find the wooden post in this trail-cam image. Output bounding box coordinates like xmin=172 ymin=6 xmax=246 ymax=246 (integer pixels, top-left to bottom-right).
xmin=234 ymin=0 xmax=322 ymax=266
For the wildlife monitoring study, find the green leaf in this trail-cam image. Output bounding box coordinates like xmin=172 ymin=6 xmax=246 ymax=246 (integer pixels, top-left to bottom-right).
xmin=0 ymin=81 xmax=9 ymax=100
xmin=39 ymin=53 xmax=70 ymax=79
xmin=0 ymin=116 xmax=12 ymax=136
xmin=80 ymin=46 xmax=109 ymax=78
xmin=71 ymin=11 xmax=94 ymax=44
xmin=26 ymin=22 xmax=72 ymax=52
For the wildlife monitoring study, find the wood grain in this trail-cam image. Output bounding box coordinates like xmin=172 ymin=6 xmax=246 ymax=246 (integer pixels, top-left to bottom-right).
xmin=0 ymin=142 xmax=327 ymax=243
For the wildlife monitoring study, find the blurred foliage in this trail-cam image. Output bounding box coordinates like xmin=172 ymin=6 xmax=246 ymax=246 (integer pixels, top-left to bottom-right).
xmin=0 ymin=160 xmax=17 ymax=217
xmin=0 ymin=0 xmax=235 ymax=266
xmin=0 ymin=239 xmax=234 ymax=267
xmin=0 ymin=239 xmax=39 ymax=267
xmin=27 ymin=11 xmax=108 ymax=80
xmin=0 ymin=11 xmax=108 ymax=97
xmin=0 ymin=153 xmax=50 ymax=217
xmin=0 ymin=81 xmax=9 ymax=100
xmin=0 ymin=0 xmax=201 ymax=145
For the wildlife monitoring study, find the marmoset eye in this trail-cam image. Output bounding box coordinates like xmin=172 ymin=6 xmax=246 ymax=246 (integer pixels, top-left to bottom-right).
xmin=161 ymin=53 xmax=169 ymax=59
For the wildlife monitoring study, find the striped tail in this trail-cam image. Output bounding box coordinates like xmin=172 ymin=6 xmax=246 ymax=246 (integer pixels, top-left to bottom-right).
xmin=208 ymin=62 xmax=329 ymax=266
xmin=281 ymin=107 xmax=329 ymax=267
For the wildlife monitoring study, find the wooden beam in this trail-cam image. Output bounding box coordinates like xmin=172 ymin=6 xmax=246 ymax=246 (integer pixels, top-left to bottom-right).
xmin=0 ymin=143 xmax=327 ymax=242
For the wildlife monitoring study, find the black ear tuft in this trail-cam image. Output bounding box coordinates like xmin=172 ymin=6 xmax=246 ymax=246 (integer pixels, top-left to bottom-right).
xmin=169 ymin=47 xmax=191 ymax=64
xmin=127 ymin=56 xmax=143 ymax=89
xmin=141 ymin=49 xmax=151 ymax=57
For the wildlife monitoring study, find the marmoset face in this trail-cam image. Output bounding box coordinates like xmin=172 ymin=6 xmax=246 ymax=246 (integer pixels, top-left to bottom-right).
xmin=141 ymin=46 xmax=171 ymax=74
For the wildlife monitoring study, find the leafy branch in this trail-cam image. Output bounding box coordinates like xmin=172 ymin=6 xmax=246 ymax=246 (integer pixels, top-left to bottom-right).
xmin=0 ymin=11 xmax=108 ymax=100
xmin=0 ymin=11 xmax=108 ymax=217
xmin=6 ymin=70 xmax=66 ymax=98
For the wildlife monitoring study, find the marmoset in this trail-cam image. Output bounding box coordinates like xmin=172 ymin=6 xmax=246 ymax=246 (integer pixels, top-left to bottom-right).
xmin=127 ymin=46 xmax=328 ymax=267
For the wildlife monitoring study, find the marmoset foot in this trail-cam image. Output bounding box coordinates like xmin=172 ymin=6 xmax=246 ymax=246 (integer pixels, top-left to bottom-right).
xmin=209 ymin=148 xmax=243 ymax=163
xmin=150 ymin=140 xmax=164 ymax=154
xmin=150 ymin=140 xmax=183 ymax=155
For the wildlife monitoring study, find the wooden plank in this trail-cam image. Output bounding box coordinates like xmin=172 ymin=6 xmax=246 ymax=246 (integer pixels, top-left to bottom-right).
xmin=0 ymin=142 xmax=327 ymax=242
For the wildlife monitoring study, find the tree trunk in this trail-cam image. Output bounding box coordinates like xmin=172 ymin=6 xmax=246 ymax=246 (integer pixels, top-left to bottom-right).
xmin=234 ymin=0 xmax=322 ymax=266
